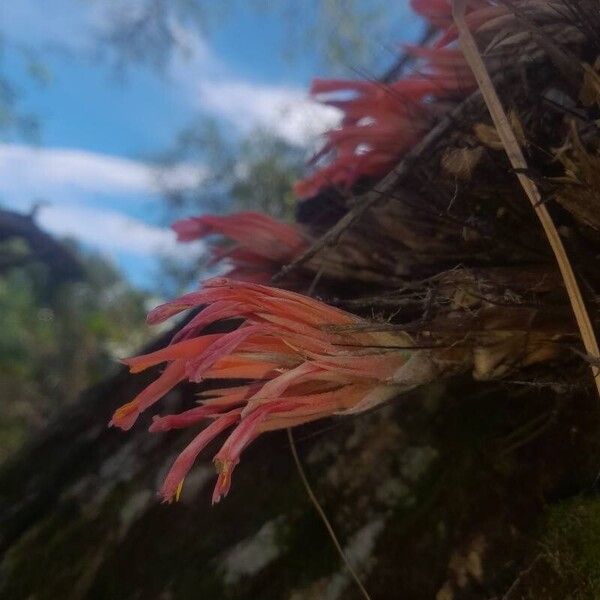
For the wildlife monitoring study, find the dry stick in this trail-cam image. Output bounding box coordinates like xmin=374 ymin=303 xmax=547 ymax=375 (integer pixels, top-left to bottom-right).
xmin=287 ymin=428 xmax=373 ymax=600
xmin=452 ymin=0 xmax=600 ymax=399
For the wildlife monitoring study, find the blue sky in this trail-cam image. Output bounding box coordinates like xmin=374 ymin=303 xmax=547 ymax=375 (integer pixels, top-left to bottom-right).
xmin=0 ymin=0 xmax=419 ymax=290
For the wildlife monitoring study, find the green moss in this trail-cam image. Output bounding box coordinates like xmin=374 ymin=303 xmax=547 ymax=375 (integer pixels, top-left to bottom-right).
xmin=1 ymin=501 xmax=114 ymax=599
xmin=540 ymin=497 xmax=600 ymax=597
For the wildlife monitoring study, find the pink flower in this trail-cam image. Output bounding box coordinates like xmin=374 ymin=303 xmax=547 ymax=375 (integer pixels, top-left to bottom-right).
xmin=294 ymin=78 xmax=435 ymax=199
xmin=402 ymin=45 xmax=476 ymax=93
xmin=293 ymin=38 xmax=481 ymax=200
xmin=294 ymin=0 xmax=529 ymax=199
xmin=112 ymin=278 xmax=441 ymax=504
xmin=172 ymin=211 xmax=308 ymax=283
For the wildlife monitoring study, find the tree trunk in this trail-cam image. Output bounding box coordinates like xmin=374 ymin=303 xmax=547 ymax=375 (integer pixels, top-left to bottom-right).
xmin=1 ymin=323 xmax=599 ymax=599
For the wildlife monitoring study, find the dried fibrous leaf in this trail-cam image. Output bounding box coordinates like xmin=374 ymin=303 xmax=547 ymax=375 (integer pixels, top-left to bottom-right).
xmin=441 ymin=146 xmax=485 ymax=179
xmin=473 ymin=332 xmax=559 ymax=381
xmin=474 ymin=111 xmax=526 ymax=149
xmin=553 ymin=122 xmax=600 ymax=230
xmin=579 ymin=57 xmax=600 ymax=107
xmin=486 ymin=29 xmax=531 ymax=53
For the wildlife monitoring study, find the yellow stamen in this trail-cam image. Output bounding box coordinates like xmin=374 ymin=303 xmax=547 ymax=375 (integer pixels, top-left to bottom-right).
xmin=175 ymin=480 xmax=184 ymax=502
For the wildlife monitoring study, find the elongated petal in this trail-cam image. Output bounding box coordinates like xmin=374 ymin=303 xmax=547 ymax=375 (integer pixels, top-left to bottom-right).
xmin=122 ymin=334 xmax=222 ymax=373
xmin=212 ymin=400 xmax=301 ymax=503
xmin=160 ymin=410 xmax=240 ymax=502
xmin=150 ymin=406 xmax=215 ymax=432
xmin=110 ymin=360 xmax=187 ymax=430
xmin=171 ymin=212 xmax=307 ymax=284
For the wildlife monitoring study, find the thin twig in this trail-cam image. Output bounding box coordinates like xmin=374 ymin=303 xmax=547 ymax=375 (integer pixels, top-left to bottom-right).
xmin=452 ymin=0 xmax=600 ymax=400
xmin=287 ymin=428 xmax=373 ymax=600
xmin=380 ymin=25 xmax=436 ymax=83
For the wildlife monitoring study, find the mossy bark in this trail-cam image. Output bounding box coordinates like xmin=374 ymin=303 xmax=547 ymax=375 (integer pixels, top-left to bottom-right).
xmin=1 ymin=341 xmax=600 ymax=599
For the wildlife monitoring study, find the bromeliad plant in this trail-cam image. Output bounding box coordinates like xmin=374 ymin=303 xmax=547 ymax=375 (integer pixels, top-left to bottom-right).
xmin=111 ymin=274 xmax=563 ymax=503
xmin=295 ymin=0 xmax=566 ymax=199
xmin=111 ymin=0 xmax=594 ymax=506
xmin=111 ymin=278 xmax=462 ymax=503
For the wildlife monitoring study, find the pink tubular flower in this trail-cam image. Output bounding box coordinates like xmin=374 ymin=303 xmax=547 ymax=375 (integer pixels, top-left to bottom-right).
xmin=294 ymin=0 xmax=544 ymax=199
xmin=172 ymin=211 xmax=308 ymax=283
xmin=294 ymin=78 xmax=435 ymax=199
xmin=112 ymin=277 xmax=444 ymax=504
xmin=402 ymin=45 xmax=476 ymax=92
xmin=293 ymin=32 xmax=482 ymax=199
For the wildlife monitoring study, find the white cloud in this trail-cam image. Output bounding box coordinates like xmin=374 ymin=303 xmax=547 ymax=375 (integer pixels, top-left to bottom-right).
xmin=5 ymin=0 xmax=339 ymax=149
xmin=0 ymin=144 xmax=205 ymax=200
xmin=0 ymin=144 xmax=206 ymax=268
xmin=36 ymin=204 xmax=199 ymax=259
xmin=159 ymin=19 xmax=339 ymax=147
xmin=195 ymin=79 xmax=341 ymax=147
xmin=165 ymin=28 xmax=342 ymax=147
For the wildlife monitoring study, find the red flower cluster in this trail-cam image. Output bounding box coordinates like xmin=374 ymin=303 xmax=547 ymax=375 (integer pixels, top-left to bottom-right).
xmin=293 ymin=78 xmax=435 ymax=199
xmin=113 ymin=0 xmax=538 ymax=506
xmin=294 ymin=0 xmax=526 ymax=199
xmin=111 ymin=278 xmax=437 ymax=503
xmin=172 ymin=211 xmax=308 ymax=283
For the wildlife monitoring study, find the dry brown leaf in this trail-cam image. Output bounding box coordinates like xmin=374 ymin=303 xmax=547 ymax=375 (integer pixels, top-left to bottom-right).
xmin=487 ymin=29 xmax=531 ymax=53
xmin=579 ymin=57 xmax=600 ymax=107
xmin=441 ymin=146 xmax=485 ymax=179
xmin=473 ymin=332 xmax=559 ymax=381
xmin=453 ymin=0 xmax=600 ymax=400
xmin=474 ymin=111 xmax=526 ymax=150
xmin=553 ymin=122 xmax=600 ymax=231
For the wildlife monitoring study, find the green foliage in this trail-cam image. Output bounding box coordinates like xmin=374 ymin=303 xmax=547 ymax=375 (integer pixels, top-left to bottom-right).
xmin=541 ymin=497 xmax=600 ymax=597
xmin=270 ymin=0 xmax=398 ymax=73
xmin=0 ymin=243 xmax=150 ymax=462
xmin=95 ymin=0 xmax=401 ymax=74
xmin=0 ymin=34 xmax=43 ymax=141
xmin=96 ymin=0 xmax=227 ymax=71
xmin=230 ymin=131 xmax=302 ymax=220
xmin=161 ymin=119 xmax=302 ymax=220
